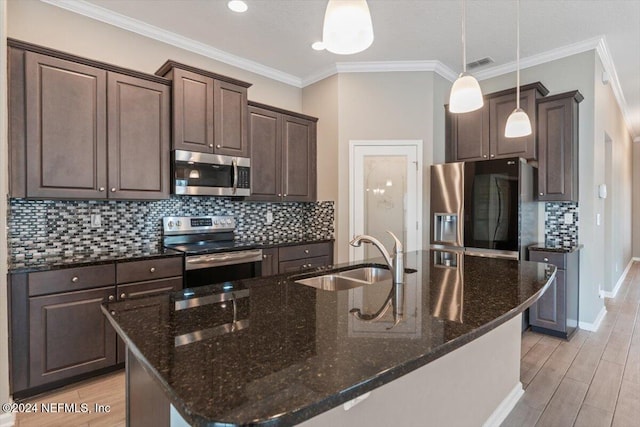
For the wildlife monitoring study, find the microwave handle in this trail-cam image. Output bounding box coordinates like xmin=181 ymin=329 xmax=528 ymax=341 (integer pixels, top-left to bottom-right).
xmin=232 ymin=159 xmax=238 ymax=195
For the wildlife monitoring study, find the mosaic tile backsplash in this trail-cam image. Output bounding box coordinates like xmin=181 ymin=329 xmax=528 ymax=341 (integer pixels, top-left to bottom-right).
xmin=545 ymin=202 xmax=579 ymax=247
xmin=8 ymin=197 xmax=334 ymax=263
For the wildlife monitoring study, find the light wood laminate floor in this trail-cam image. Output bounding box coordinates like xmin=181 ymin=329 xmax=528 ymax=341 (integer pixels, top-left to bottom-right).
xmin=503 ymin=262 xmax=640 ymax=427
xmin=15 ymin=263 xmax=640 ymax=427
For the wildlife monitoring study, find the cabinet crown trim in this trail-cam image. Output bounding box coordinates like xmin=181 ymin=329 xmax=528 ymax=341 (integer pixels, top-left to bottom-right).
xmin=537 ymin=90 xmax=584 ymax=104
xmin=8 ymin=38 xmax=171 ymax=86
xmin=249 ymin=100 xmax=319 ymax=122
xmin=156 ymin=60 xmax=252 ymax=88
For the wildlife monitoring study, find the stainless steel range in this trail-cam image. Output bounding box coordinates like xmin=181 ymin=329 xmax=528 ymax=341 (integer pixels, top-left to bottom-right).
xmin=163 ymin=216 xmax=263 ymax=288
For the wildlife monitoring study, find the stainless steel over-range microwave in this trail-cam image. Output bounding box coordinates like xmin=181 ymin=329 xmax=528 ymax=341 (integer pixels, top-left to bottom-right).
xmin=172 ymin=150 xmax=251 ymax=197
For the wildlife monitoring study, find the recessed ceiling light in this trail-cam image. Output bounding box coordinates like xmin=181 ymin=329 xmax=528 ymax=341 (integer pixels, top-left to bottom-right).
xmin=228 ymin=1 xmax=248 ymax=13
xmin=311 ymin=41 xmax=326 ymax=51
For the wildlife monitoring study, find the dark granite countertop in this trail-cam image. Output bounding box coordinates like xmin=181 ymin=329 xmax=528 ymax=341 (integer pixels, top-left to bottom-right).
xmin=240 ymin=237 xmax=334 ymax=249
xmin=8 ymin=247 xmax=183 ymax=273
xmin=102 ymin=250 xmax=554 ymax=426
xmin=529 ymin=244 xmax=584 ymax=253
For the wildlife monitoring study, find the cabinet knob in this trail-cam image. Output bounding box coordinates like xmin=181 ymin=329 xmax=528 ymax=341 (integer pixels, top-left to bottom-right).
xmin=99 ymin=187 xmax=105 ymax=192
xmin=308 ymin=263 xmax=312 ymax=268
xmin=111 ymin=187 xmax=116 ymax=192
xmin=110 ymin=311 xmax=116 ymax=315
xmin=263 ymin=255 xmax=267 ymax=259
xmin=483 ymin=155 xmax=487 ymax=158
xmin=71 ymin=276 xmax=79 ymax=283
xmin=304 ymin=249 xmax=309 ymax=254
xmin=149 ymin=267 xmax=156 ymax=273
xmin=543 ymin=257 xmax=549 ymax=262
xmin=284 ymin=194 xmax=287 ymax=197
xmin=209 ymin=144 xmax=213 ymax=148
xmin=539 ymin=192 xmax=544 ymax=196
xmin=120 ymin=293 xmax=126 ymax=299
xmin=216 ymin=144 xmax=221 ymax=149
xmin=490 ymin=154 xmax=495 ymax=158
xmin=108 ymin=295 xmax=114 ymax=302
xmin=278 ymin=193 xmax=282 ymax=197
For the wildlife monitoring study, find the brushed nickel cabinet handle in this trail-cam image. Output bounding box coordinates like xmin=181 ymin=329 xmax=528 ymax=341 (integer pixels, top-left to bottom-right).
xmin=278 ymin=193 xmax=282 ymax=197
xmin=483 ymin=155 xmax=487 ymax=158
xmin=71 ymin=276 xmax=78 ymax=283
xmin=216 ymin=144 xmax=221 ymax=149
xmin=209 ymin=144 xmax=213 ymax=148
xmin=120 ymin=293 xmax=126 ymax=299
xmin=304 ymin=249 xmax=309 ymax=254
xmin=111 ymin=187 xmax=116 ymax=192
xmin=490 ymin=154 xmax=495 ymax=158
xmin=150 ymin=267 xmax=156 ymax=273
xmin=99 ymin=187 xmax=105 ymax=192
xmin=108 ymin=295 xmax=114 ymax=302
xmin=543 ymin=257 xmax=549 ymax=262
xmin=539 ymin=192 xmax=544 ymax=196
xmin=263 ymin=255 xmax=267 ymax=259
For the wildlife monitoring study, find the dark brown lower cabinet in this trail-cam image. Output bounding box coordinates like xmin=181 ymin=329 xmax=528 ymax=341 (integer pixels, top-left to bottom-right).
xmin=277 ymin=242 xmax=333 ymax=274
xmin=260 ymin=248 xmax=279 ymax=277
xmin=529 ymin=249 xmax=580 ymax=339
xmin=28 ymin=286 xmax=117 ymax=387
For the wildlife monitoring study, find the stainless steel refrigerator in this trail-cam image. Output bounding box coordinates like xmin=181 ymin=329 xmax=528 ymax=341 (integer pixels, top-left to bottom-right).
xmin=430 ymin=157 xmax=538 ymax=260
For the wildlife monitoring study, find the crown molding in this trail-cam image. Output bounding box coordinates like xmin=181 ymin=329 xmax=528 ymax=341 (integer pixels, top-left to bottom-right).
xmin=301 ymin=60 xmax=457 ymax=87
xmin=39 ymin=0 xmax=303 ymax=87
xmin=474 ymin=36 xmax=636 ymax=138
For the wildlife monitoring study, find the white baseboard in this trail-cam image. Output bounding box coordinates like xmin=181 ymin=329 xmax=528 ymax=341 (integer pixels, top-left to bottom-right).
xmin=579 ymin=305 xmax=607 ymax=332
xmin=0 ymin=412 xmax=15 ymax=427
xmin=482 ymin=382 xmax=524 ymax=427
xmin=601 ymin=258 xmax=635 ymax=299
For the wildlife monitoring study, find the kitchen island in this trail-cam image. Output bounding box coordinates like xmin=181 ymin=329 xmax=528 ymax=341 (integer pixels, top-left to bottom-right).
xmin=102 ymin=250 xmax=554 ymax=426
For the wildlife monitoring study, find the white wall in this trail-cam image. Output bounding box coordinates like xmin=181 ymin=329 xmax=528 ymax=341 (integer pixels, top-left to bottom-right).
xmin=0 ymin=0 xmax=13 ymax=424
xmin=7 ymin=0 xmax=302 ymax=111
xmin=634 ymin=144 xmax=640 ymax=257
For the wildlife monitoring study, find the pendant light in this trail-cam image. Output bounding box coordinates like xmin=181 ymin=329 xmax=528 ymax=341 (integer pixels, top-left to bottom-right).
xmin=322 ymin=0 xmax=374 ymax=55
xmin=449 ymin=0 xmax=484 ymax=113
xmin=505 ymin=0 xmax=532 ymax=138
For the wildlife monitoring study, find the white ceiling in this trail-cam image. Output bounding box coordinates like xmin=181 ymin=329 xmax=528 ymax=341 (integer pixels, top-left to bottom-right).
xmin=49 ymin=0 xmax=640 ymax=137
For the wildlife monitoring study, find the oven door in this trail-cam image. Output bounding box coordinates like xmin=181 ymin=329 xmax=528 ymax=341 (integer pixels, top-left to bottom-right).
xmin=184 ymin=249 xmax=263 ymax=288
xmin=173 ymin=150 xmax=250 ymax=197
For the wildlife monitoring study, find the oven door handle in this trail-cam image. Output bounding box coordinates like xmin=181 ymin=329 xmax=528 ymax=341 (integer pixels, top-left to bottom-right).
xmin=232 ymin=159 xmax=238 ymax=195
xmin=186 ymin=249 xmax=263 ymax=270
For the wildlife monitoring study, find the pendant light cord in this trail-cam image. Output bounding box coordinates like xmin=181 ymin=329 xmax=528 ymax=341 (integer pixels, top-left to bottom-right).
xmin=462 ymin=0 xmax=466 ymax=73
xmin=516 ymin=0 xmax=520 ymax=109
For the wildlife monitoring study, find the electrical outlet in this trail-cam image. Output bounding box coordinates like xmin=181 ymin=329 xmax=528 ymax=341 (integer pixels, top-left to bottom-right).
xmin=266 ymin=211 xmax=273 ymax=225
xmin=596 ymin=213 xmax=601 ymax=226
xmin=564 ymin=213 xmax=573 ymax=224
xmin=90 ymin=214 xmax=102 ymax=228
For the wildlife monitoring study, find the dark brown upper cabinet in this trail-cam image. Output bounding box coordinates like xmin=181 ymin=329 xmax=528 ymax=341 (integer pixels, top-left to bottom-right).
xmin=446 ymin=82 xmax=549 ymax=163
xmin=248 ymin=102 xmax=318 ymax=202
xmin=537 ymin=91 xmax=583 ymax=202
xmin=107 ymin=73 xmax=170 ymax=200
xmin=8 ymin=39 xmax=171 ymax=200
xmin=156 ymin=61 xmax=251 ymax=157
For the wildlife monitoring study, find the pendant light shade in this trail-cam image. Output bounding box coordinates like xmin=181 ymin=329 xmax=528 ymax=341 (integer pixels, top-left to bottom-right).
xmin=449 ymin=72 xmax=484 ymax=113
xmin=505 ymin=0 xmax=532 ymax=138
xmin=505 ymin=108 xmax=532 ymax=137
xmin=449 ymin=0 xmax=483 ymax=114
xmin=322 ymin=0 xmax=374 ymax=55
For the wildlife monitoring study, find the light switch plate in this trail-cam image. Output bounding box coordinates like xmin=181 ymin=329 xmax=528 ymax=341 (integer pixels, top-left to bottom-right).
xmin=90 ymin=214 xmax=102 ymax=227
xmin=266 ymin=211 xmax=273 ymax=225
xmin=564 ymin=213 xmax=573 ymax=224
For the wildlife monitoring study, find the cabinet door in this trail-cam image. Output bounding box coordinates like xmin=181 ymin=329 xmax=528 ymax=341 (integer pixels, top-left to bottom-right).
xmin=537 ymin=95 xmax=578 ymax=201
xmin=116 ymin=277 xmax=182 ymax=363
xmin=248 ymin=106 xmax=282 ymax=201
xmin=214 ymin=80 xmax=249 ymax=157
xmin=446 ymin=106 xmax=490 ymax=162
xmin=489 ymin=89 xmax=538 ymax=160
xmin=261 ymin=248 xmax=279 ymax=277
xmin=171 ymin=68 xmax=214 ymax=153
xmin=530 ymin=270 xmax=566 ymax=333
xmin=107 ymin=73 xmax=170 ymax=199
xmin=282 ymin=115 xmax=317 ymax=202
xmin=29 ymin=287 xmax=117 ymax=387
xmin=25 ymin=52 xmax=107 ymax=198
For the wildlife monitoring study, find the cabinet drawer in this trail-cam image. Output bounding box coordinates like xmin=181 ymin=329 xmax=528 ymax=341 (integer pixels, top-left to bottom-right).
xmin=29 ymin=264 xmax=115 ymax=296
xmin=117 ymin=277 xmax=182 ymax=300
xmin=117 ymin=257 xmax=182 ymax=284
xmin=529 ymin=251 xmax=566 ymax=269
xmin=278 ymin=242 xmax=331 ymax=262
xmin=279 ymin=255 xmax=330 ymax=274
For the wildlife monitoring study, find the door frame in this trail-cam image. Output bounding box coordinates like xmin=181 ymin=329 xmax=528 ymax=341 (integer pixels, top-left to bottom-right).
xmin=349 ymin=140 xmax=423 ymax=262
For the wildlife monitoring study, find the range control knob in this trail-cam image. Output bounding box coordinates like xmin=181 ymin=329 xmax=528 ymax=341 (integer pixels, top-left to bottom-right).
xmin=176 ymin=220 xmax=182 ymax=227
xmin=167 ymin=221 xmax=174 ymax=228
xmin=226 ymin=219 xmax=232 ymax=225
xmin=214 ymin=220 xmax=219 ymax=225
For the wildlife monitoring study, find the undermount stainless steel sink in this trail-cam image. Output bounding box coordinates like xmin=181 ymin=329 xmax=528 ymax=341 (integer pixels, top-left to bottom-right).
xmin=294 ymin=266 xmax=392 ymax=291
